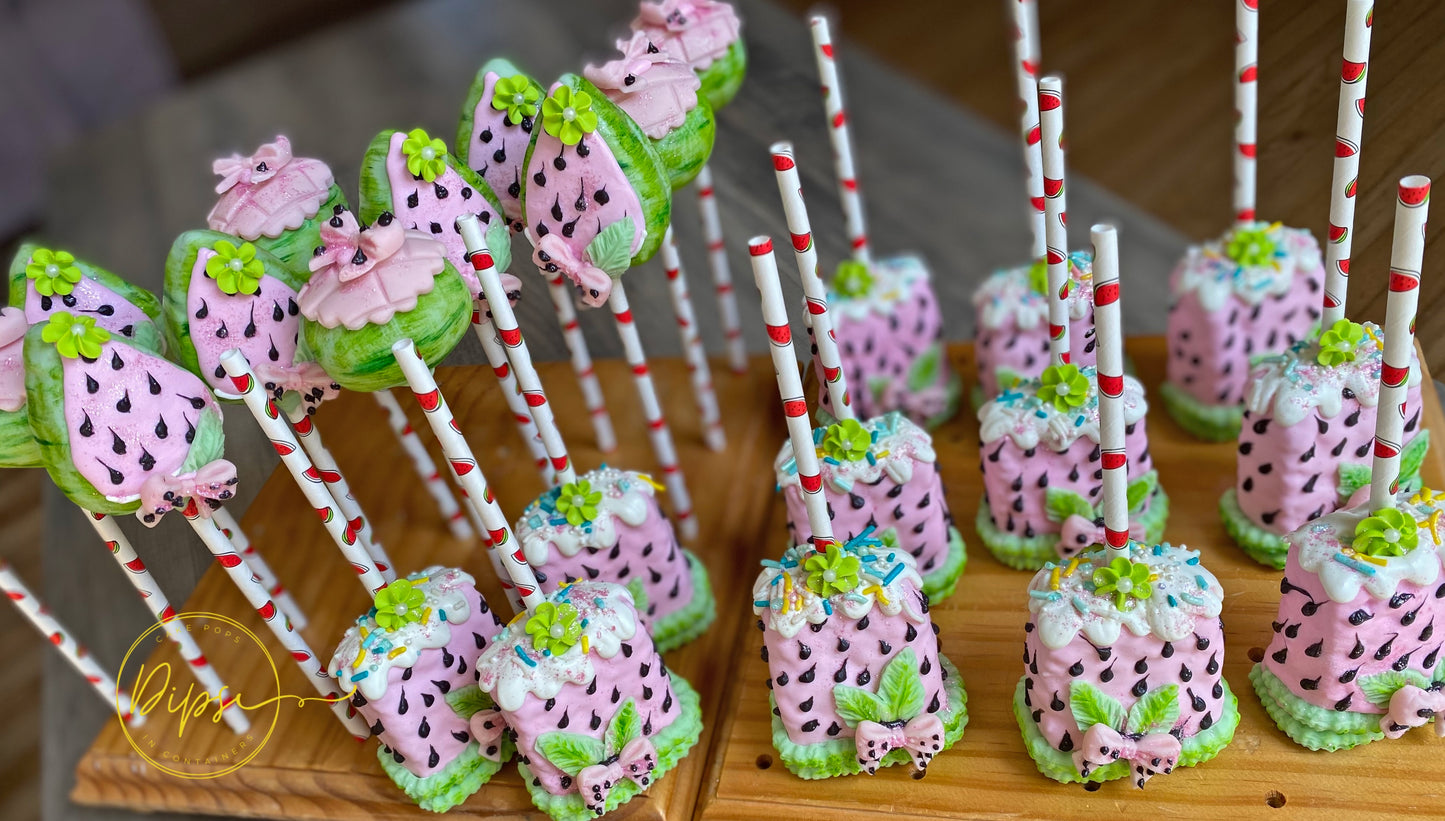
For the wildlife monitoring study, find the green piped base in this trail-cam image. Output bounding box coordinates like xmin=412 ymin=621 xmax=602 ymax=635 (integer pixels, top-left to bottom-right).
xmin=1249 ymin=663 xmax=1384 ymax=751
xmin=651 ymin=548 xmax=716 ymax=654
xmin=1013 ymin=676 xmax=1240 ymax=784
xmin=1159 ymin=381 xmax=1243 ymax=442
xmin=1218 ymin=489 xmax=1289 ymax=569
xmin=375 ymin=685 xmax=513 ymax=813
xmin=920 ymin=526 xmax=967 ymax=603
xmin=976 ymin=487 xmax=1171 ymax=571
xmin=770 ymin=655 xmax=968 ymax=779
xmin=517 ymin=674 xmax=702 ymax=821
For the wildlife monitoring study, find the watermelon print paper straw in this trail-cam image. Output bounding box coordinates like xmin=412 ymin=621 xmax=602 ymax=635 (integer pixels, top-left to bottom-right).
xmin=458 ymin=215 xmax=576 ymax=486
xmin=470 ymin=303 xmax=555 ymax=484
xmin=83 ymin=510 xmax=248 ymax=733
xmin=1039 ymin=75 xmax=1071 ymax=366
xmin=1091 ymin=224 xmax=1130 ymax=554
xmin=810 ymin=15 xmax=871 ymax=265
xmin=219 ymin=350 xmax=391 ymax=595
xmin=0 ymin=559 xmax=140 ymax=725
xmin=1369 ymin=175 xmax=1430 ymax=512
xmin=1321 ymin=0 xmax=1374 ymax=326
xmin=1235 ymin=0 xmax=1259 ymax=225
xmin=544 ymin=274 xmax=618 ymax=453
xmin=1010 ymin=0 xmax=1047 ymax=260
xmin=749 ymin=236 xmax=835 ymax=548
xmin=661 ymin=225 xmax=727 ymax=452
xmin=770 ymin=141 xmax=853 ymax=421
xmin=371 ymin=390 xmax=473 ymax=540
xmin=182 ymin=504 xmax=370 ymax=739
xmin=696 ymin=165 xmax=749 ymax=373
xmin=608 ymin=278 xmax=698 ymax=542
xmin=392 ymin=338 xmax=545 ymax=614
xmin=211 ymin=507 xmax=307 ymax=630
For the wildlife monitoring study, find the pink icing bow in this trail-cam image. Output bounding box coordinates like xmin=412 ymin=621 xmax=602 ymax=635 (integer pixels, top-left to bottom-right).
xmin=213 ymin=136 xmax=293 ymax=194
xmin=138 ymin=459 xmax=239 ymax=526
xmin=533 ymin=234 xmax=614 ymax=307
xmin=253 ymin=361 xmax=341 ymax=409
xmin=309 ymin=210 xmax=406 ymax=283
xmin=578 ymin=736 xmax=657 ymax=815
xmin=637 ymin=0 xmax=711 ymax=31
xmin=1057 ymin=514 xmax=1146 ymax=560
xmin=1381 ymin=684 xmax=1445 ymax=739
xmin=853 ymin=713 xmax=946 ymax=774
xmin=467 ymin=708 xmax=508 ymax=761
xmin=585 ymin=32 xmax=661 ymax=90
xmin=1071 ymin=723 xmax=1181 ymax=788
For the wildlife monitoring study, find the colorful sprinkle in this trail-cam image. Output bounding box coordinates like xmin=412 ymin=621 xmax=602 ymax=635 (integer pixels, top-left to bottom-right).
xmin=514 ymin=645 xmax=537 ymax=667
xmin=581 ymin=635 xmax=590 ymax=656
xmin=1333 ymin=553 xmax=1378 ymax=576
xmin=351 ymin=670 xmax=370 ymax=682
xmin=882 ymin=563 xmax=904 ymax=586
xmin=388 ymin=646 xmax=406 ymax=659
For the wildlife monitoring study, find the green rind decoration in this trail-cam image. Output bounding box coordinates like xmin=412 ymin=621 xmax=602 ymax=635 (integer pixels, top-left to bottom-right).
xmin=1015 ymin=676 xmax=1239 ymax=784
xmin=1218 ymin=488 xmax=1288 ymax=570
xmin=517 ymin=674 xmax=702 ymax=821
xmin=301 ymin=262 xmax=472 ymax=393
xmin=252 ymin=185 xmax=348 ymax=278
xmin=653 ymin=96 xmax=716 ymax=190
xmin=978 ymin=485 xmax=1171 ymax=571
xmin=0 ymin=408 xmax=42 ymax=468
xmin=24 ymin=326 xmax=126 ymax=514
xmin=650 ymin=548 xmax=715 ymax=653
xmin=697 ymin=38 xmax=747 ymax=111
xmin=1158 ymin=381 xmax=1243 ymax=442
xmin=376 ymin=736 xmax=510 ymax=813
xmin=919 ymin=526 xmax=967 ymax=602
xmin=8 ymin=242 xmax=165 ymax=354
xmin=357 ymin=129 xmax=505 ymax=230
xmin=455 ymin=58 xmax=543 ymax=168
xmin=772 ymin=654 xmax=967 ymax=780
xmin=1250 ymin=663 xmax=1381 ymax=751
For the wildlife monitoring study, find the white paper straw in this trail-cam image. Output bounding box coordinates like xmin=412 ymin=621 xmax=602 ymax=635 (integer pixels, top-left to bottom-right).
xmin=1091 ymin=224 xmax=1130 ymax=554
xmin=660 ymin=226 xmax=727 ymax=452
xmin=543 ymin=273 xmax=617 ymax=453
xmin=1321 ymin=0 xmax=1374 ymax=326
xmin=210 ymin=507 xmax=307 ymax=630
xmin=469 ymin=307 xmax=555 ymax=484
xmin=810 ymin=15 xmax=871 ymax=264
xmin=1235 ymin=0 xmax=1259 ymax=225
xmin=1010 ymin=0 xmax=1047 ymax=260
xmin=1039 ymin=74 xmax=1071 ymax=366
xmin=371 ymin=391 xmax=474 ymax=540
xmin=695 ymin=165 xmax=749 ymax=373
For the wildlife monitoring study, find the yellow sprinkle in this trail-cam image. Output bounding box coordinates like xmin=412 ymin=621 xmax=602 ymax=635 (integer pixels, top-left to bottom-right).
xmin=1063 ymin=558 xmax=1080 ymax=578
xmin=1355 ymin=553 xmax=1388 ymax=567
xmin=352 ymin=646 xmax=366 ymax=670
xmin=1363 ymin=325 xmax=1383 ymax=348
xmin=422 ymin=607 xmax=432 ymax=624
xmin=581 ymin=635 xmax=590 ymax=655
xmin=1420 ymin=510 xmax=1443 ymax=546
xmin=509 ymin=610 xmax=527 ymax=627
xmin=388 ymin=647 xmax=406 ymax=659
xmin=1268 ymin=221 xmax=1283 ymax=231
xmin=637 ymin=474 xmax=665 ymax=492
xmin=875 ymin=450 xmax=890 ymax=459
xmin=782 ymin=571 xmax=794 ymax=614
xmin=359 ymin=626 xmax=370 ymax=640
xmin=1049 ymin=566 xmax=1061 ymax=591
xmin=1149 ymin=573 xmax=1160 ymax=582
xmin=864 ymin=584 xmax=890 ymax=607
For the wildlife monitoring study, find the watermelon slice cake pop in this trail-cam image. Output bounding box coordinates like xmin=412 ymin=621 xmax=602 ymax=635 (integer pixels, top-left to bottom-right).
xmin=8 ymin=243 xmax=165 ymax=354
xmin=972 ymin=252 xmax=1097 ymax=404
xmin=0 ymin=307 xmax=41 ymax=467
xmin=329 ymin=566 xmax=509 ymax=812
xmin=632 ymin=0 xmax=745 ymax=111
xmin=457 ymin=59 xmax=546 ymax=231
xmin=475 ymin=580 xmax=702 ymax=821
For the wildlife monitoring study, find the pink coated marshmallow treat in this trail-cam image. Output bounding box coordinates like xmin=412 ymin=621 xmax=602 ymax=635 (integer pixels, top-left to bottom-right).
xmin=972 ymin=252 xmax=1096 ymax=403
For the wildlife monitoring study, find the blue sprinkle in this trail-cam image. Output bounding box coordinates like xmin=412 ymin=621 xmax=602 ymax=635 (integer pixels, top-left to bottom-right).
xmin=882 ymin=563 xmax=904 ymax=585
xmin=813 ymin=428 xmax=824 ymax=444
xmin=823 ymin=456 xmax=841 ymax=466
xmin=594 ymin=598 xmax=605 ymax=607
xmin=1333 ymin=553 xmax=1378 ymax=576
xmin=834 ymin=477 xmax=854 ymax=492
xmin=861 ymin=554 xmax=879 ymax=562
xmin=1195 ymin=575 xmax=1209 ymax=590
xmin=1072 ymin=596 xmax=1089 ymax=613
xmin=754 ymin=600 xmax=771 ymax=608
xmin=1186 ymin=556 xmax=1200 ymax=565
xmin=351 ymin=670 xmax=370 ymax=682
xmin=543 ymin=648 xmax=551 ymax=657
xmin=514 ymin=646 xmax=537 ymax=667
xmin=823 ymin=599 xmax=833 ymax=615
xmin=1153 ymin=544 xmax=1164 ymax=556
xmin=761 ymin=559 xmax=783 ymax=569
xmin=1035 ymin=410 xmax=1048 ymax=419
xmin=865 ymin=452 xmax=877 ymax=466
xmin=1180 ymin=592 xmax=1206 ymax=606
xmin=1075 ymin=415 xmax=1085 ymax=427
xmin=437 ymin=609 xmax=446 ymax=622
xmin=1029 ymin=590 xmax=1060 ymax=601
xmin=1167 ymin=594 xmax=1178 ymax=607
xmin=770 ymin=576 xmax=781 ymax=586
xmin=871 ymin=430 xmax=880 ymax=443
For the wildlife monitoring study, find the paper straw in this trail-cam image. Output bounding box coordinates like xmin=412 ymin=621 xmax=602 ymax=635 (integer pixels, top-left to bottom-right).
xmin=1039 ymin=75 xmax=1071 ymax=365
xmin=607 ymin=278 xmax=698 ymax=541
xmin=219 ymin=350 xmax=390 ymax=595
xmin=371 ymin=390 xmax=474 ymax=540
xmin=748 ymin=237 xmax=835 ymax=548
xmin=1090 ymin=224 xmax=1130 ymax=554
xmin=182 ymin=506 xmax=369 ymax=740
xmin=660 ymin=226 xmax=727 ymax=451
xmin=1010 ymin=0 xmax=1047 ymax=260
xmin=695 ymin=165 xmax=749 ymax=373
xmin=283 ymin=405 xmax=396 ymax=584
xmin=211 ymin=507 xmax=307 ymax=630
xmin=1235 ymin=0 xmax=1259 ymax=225
xmin=1369 ymin=175 xmax=1430 ymax=512
xmin=458 ymin=215 xmax=576 ymax=486
xmin=810 ymin=15 xmax=871 ymax=265
xmin=392 ymin=338 xmax=545 ymax=613
xmin=543 ymin=273 xmax=618 ymax=453
xmin=1321 ymin=0 xmax=1374 ymax=326
xmin=0 ymin=559 xmax=139 ymax=725
xmin=771 ymin=142 xmax=853 ymax=421
xmin=83 ymin=510 xmax=248 ymax=733
xmin=470 ymin=305 xmax=555 ymax=484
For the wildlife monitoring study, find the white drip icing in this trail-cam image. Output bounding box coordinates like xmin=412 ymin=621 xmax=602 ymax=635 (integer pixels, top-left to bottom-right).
xmin=774 ymin=411 xmax=935 ymax=494
xmin=515 ymin=467 xmax=653 ymax=565
xmin=1172 ymin=222 xmax=1322 ymax=312
xmin=977 ymin=367 xmax=1148 ymax=451
xmin=1245 ymin=321 xmax=1422 ymax=427
xmin=751 ymin=535 xmax=927 ymax=639
xmin=1293 ymin=491 xmax=1445 ymax=603
xmin=829 ymin=255 xmax=930 ymax=320
xmin=973 ymin=251 xmax=1093 ymax=331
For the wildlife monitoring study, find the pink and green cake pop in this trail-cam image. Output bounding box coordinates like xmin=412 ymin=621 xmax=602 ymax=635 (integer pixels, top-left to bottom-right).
xmin=329 ymin=566 xmax=510 ymax=811
xmin=0 ymin=307 xmax=41 ymax=468
xmin=632 ymin=0 xmax=745 ymax=111
xmin=457 ymin=59 xmax=546 ymax=232
xmin=9 ymin=243 xmax=165 ymax=354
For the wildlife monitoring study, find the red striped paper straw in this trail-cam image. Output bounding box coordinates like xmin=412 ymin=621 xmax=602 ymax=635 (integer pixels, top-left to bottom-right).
xmin=1321 ymin=0 xmax=1374 ymax=326
xmin=183 ymin=505 xmax=370 ymax=740
xmin=770 ymin=141 xmax=853 ymax=420
xmin=810 ymin=15 xmax=871 ymax=265
xmin=283 ymin=404 xmax=397 ymax=585
xmin=661 ymin=226 xmax=727 ymax=451
xmin=0 ymin=559 xmax=140 ymax=725
xmin=371 ymin=390 xmax=474 ymax=540
xmin=1039 ymin=75 xmax=1071 ymax=366
xmin=1091 ymin=224 xmax=1129 ymax=554
xmin=83 ymin=510 xmax=247 ymax=733
xmin=220 ymin=349 xmax=391 ymax=595
xmin=543 ymin=274 xmax=618 ymax=453
xmin=392 ymin=338 xmax=545 ymax=613
xmin=1369 ymin=176 xmax=1430 ymax=512
xmin=608 ymin=278 xmax=697 ymax=541
xmin=1235 ymin=0 xmax=1259 ymax=225
xmin=695 ymin=165 xmax=749 ymax=373
xmin=470 ymin=302 xmax=555 ymax=484
xmin=211 ymin=507 xmax=307 ymax=630
xmin=1010 ymin=0 xmax=1047 ymax=260
xmin=458 ymin=215 xmax=576 ymax=486
xmin=749 ymin=236 xmax=835 ymax=548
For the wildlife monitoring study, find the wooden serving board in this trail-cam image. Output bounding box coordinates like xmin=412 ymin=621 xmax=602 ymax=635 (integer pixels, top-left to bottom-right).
xmin=698 ymin=337 xmax=1445 ymax=820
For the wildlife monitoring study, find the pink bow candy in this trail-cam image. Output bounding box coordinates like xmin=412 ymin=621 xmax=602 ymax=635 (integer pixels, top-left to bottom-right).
xmin=1072 ymin=723 xmax=1181 ymax=788
xmin=637 ymin=0 xmax=709 ymax=31
xmin=138 ymin=459 xmax=239 ymax=526
xmin=533 ymin=234 xmax=614 ymax=307
xmin=584 ymin=32 xmax=661 ymax=90
xmin=310 ymin=210 xmax=406 ymax=283
xmin=213 ymin=136 xmax=293 ymax=194
xmin=1381 ymin=684 xmax=1445 ymax=739
xmin=467 ymin=708 xmax=508 ymax=761
xmin=1057 ymin=514 xmax=1146 ymax=560
xmin=853 ymin=713 xmax=946 ymax=774
xmin=577 ymin=736 xmax=657 ymax=815
xmin=253 ymin=361 xmax=340 ymax=408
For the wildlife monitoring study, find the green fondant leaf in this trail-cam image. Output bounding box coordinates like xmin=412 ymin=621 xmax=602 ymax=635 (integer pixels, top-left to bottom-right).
xmin=485 ymin=221 xmax=512 ymax=280
xmin=605 ymin=699 xmax=641 ymax=756
xmin=1400 ymin=430 xmax=1431 ymax=492
xmin=1045 ymin=488 xmax=1094 ymax=524
xmin=832 ymin=684 xmax=886 ymax=727
xmin=1436 ymin=648 xmax=1445 ymax=685
xmin=1069 ymin=680 xmax=1125 ymax=733
xmin=535 ymin=731 xmax=605 ymax=777
xmin=586 ymin=217 xmax=635 ymax=280
xmin=1359 ymin=670 xmax=1431 ymax=707
xmin=867 ymin=376 xmax=890 ymax=405
xmin=1125 ymin=684 xmax=1180 ymax=735
xmin=1338 ymin=462 xmax=1372 ymax=499
xmin=624 ymin=578 xmax=650 ymax=616
xmin=875 ymin=648 xmax=924 ymax=722
xmin=443 ymin=685 xmax=494 ymax=719
xmin=1126 ymin=470 xmax=1158 ymax=514
xmin=905 ymin=343 xmax=941 ymax=393
xmin=180 ymin=407 xmax=227 ymax=473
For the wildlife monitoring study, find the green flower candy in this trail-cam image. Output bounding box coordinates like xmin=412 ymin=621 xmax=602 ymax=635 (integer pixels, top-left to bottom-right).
xmin=1225 ymin=225 xmax=1278 ymax=267
xmin=1039 ymin=363 xmax=1090 ymax=412
xmin=491 ymin=75 xmax=540 ymax=125
xmin=1027 ymin=259 xmax=1049 ymax=296
xmin=822 ymin=418 xmax=870 ymax=462
xmin=401 ymin=128 xmax=449 ymax=182
xmin=554 ymin=480 xmax=603 ymax=526
xmin=1316 ymin=318 xmax=1366 ymax=368
xmin=373 ymin=579 xmax=427 ymax=630
xmin=1352 ymin=508 xmax=1419 ymax=558
xmin=525 ymin=601 xmax=583 ymax=655
xmin=804 ymin=543 xmax=862 ymax=597
xmin=833 ymin=260 xmax=874 ymax=299
xmin=26 ymin=248 xmax=83 ymax=297
xmin=1092 ymin=556 xmax=1154 ymax=610
xmin=541 ymin=86 xmax=598 ymax=146
xmin=41 ymin=312 xmax=109 ymax=360
xmin=204 ymin=239 xmax=264 ymax=295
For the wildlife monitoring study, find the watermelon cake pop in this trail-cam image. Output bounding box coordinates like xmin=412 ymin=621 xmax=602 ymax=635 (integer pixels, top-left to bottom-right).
xmin=0 ymin=307 xmax=41 ymax=468
xmin=475 ymin=580 xmax=702 ymax=820
xmin=632 ymin=0 xmax=745 ymax=112
xmin=329 ymin=566 xmax=509 ymax=811
xmin=972 ymin=253 xmax=1097 ymax=403
xmin=457 ymin=59 xmax=545 ymax=231
xmin=9 ymin=242 xmax=165 ymax=354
